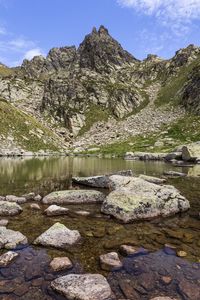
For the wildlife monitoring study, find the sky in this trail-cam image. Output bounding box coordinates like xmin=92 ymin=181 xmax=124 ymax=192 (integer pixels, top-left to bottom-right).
xmin=0 ymin=0 xmax=200 ymax=66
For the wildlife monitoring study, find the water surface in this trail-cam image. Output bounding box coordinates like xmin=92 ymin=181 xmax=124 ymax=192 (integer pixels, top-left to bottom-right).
xmin=0 ymin=157 xmax=199 ymax=299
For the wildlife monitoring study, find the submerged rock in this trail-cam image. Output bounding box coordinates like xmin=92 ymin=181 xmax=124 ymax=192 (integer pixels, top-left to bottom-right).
xmin=34 ymin=222 xmax=81 ymax=249
xmin=72 ymin=170 xmax=133 ymax=188
xmin=0 ymin=251 xmax=19 ymax=267
xmin=50 ymin=257 xmax=73 ymax=272
xmin=120 ymin=245 xmax=148 ymax=256
xmin=44 ymin=205 xmax=69 ymax=216
xmin=163 ymin=171 xmax=186 ymax=177
xmin=0 ymin=226 xmax=28 ymax=249
xmin=101 ymin=176 xmax=190 ymax=223
xmin=139 ymin=175 xmax=166 ymax=184
xmin=125 ymin=152 xmax=167 ymax=161
xmin=42 ymin=190 xmax=105 ymax=204
xmin=100 ymin=252 xmax=123 ymax=271
xmin=51 ymin=273 xmax=112 ymax=300
xmin=0 ymin=201 xmax=23 ymax=216
xmin=5 ymin=195 xmax=26 ymax=204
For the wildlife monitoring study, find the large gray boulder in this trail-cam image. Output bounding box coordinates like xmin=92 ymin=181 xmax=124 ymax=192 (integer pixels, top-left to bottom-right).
xmin=51 ymin=273 xmax=112 ymax=300
xmin=0 ymin=201 xmax=23 ymax=216
xmin=101 ymin=176 xmax=190 ymax=223
xmin=34 ymin=222 xmax=81 ymax=249
xmin=72 ymin=170 xmax=133 ymax=188
xmin=42 ymin=190 xmax=105 ymax=204
xmin=182 ymin=142 xmax=200 ymax=162
xmin=0 ymin=227 xmax=28 ymax=249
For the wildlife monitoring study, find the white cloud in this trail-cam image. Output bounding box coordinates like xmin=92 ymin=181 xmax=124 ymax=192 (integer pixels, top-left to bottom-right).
xmin=9 ymin=38 xmax=35 ymax=49
xmin=118 ymin=0 xmax=200 ymax=33
xmin=23 ymin=48 xmax=44 ymax=60
xmin=0 ymin=26 xmax=6 ymax=35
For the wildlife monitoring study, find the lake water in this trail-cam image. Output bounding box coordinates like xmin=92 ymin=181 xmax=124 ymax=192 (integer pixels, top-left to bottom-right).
xmin=0 ymin=157 xmax=199 ymax=299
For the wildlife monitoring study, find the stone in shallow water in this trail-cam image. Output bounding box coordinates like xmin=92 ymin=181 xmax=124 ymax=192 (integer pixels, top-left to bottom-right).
xmin=6 ymin=195 xmax=27 ymax=204
xmin=178 ymin=279 xmax=200 ymax=299
xmin=120 ymin=245 xmax=148 ymax=256
xmin=72 ymin=170 xmax=133 ymax=188
xmin=34 ymin=222 xmax=81 ymax=249
xmin=51 ymin=274 xmax=112 ymax=300
xmin=74 ymin=210 xmax=90 ymax=216
xmin=0 ymin=226 xmax=28 ymax=249
xmin=0 ymin=201 xmax=23 ymax=216
xmin=0 ymin=219 xmax=8 ymax=226
xmin=150 ymin=297 xmax=179 ymax=300
xmin=30 ymin=203 xmax=40 ymax=210
xmin=0 ymin=251 xmax=19 ymax=267
xmin=42 ymin=190 xmax=105 ymax=204
xmin=139 ymin=174 xmax=166 ymax=184
xmin=101 ymin=176 xmax=190 ymax=223
xmin=22 ymin=192 xmax=35 ymax=201
xmin=34 ymin=194 xmax=42 ymax=202
xmin=44 ymin=204 xmax=69 ymax=216
xmin=50 ymin=257 xmax=73 ymax=272
xmin=100 ymin=252 xmax=123 ymax=271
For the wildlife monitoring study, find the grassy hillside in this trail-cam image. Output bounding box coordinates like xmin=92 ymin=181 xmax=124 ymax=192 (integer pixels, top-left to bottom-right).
xmin=155 ymin=55 xmax=200 ymax=107
xmin=0 ymin=99 xmax=62 ymax=151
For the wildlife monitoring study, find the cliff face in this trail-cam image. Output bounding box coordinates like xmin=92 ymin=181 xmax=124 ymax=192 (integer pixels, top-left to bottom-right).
xmin=0 ymin=26 xmax=200 ymax=150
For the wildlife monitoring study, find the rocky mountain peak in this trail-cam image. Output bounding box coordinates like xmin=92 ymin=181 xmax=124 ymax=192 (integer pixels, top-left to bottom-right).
xmin=98 ymin=25 xmax=109 ymax=35
xmin=77 ymin=25 xmax=137 ymax=73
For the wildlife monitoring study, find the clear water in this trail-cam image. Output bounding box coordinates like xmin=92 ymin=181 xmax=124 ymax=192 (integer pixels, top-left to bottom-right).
xmin=0 ymin=157 xmax=199 ymax=299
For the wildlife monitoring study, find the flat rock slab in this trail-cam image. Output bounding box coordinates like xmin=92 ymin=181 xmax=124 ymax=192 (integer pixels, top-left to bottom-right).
xmin=100 ymin=252 xmax=123 ymax=271
xmin=0 ymin=201 xmax=23 ymax=216
xmin=0 ymin=226 xmax=28 ymax=249
xmin=50 ymin=257 xmax=73 ymax=272
xmin=34 ymin=222 xmax=81 ymax=249
xmin=51 ymin=274 xmax=112 ymax=300
xmin=44 ymin=205 xmax=69 ymax=216
xmin=139 ymin=175 xmax=166 ymax=184
xmin=72 ymin=170 xmax=133 ymax=188
xmin=101 ymin=175 xmax=190 ymax=223
xmin=42 ymin=190 xmax=105 ymax=204
xmin=6 ymin=195 xmax=27 ymax=204
xmin=0 ymin=251 xmax=19 ymax=267
xmin=163 ymin=171 xmax=186 ymax=177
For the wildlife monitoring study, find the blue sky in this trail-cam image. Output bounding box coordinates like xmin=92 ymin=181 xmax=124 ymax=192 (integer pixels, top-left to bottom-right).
xmin=0 ymin=0 xmax=200 ymax=66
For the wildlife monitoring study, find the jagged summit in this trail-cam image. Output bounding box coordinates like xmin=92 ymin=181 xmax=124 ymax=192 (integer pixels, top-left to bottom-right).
xmin=77 ymin=25 xmax=137 ymax=72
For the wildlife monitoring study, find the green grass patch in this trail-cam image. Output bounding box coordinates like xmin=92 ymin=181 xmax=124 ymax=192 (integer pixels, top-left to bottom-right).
xmin=78 ymin=104 xmax=111 ymax=136
xmin=155 ymin=55 xmax=200 ymax=107
xmin=0 ymin=99 xmax=61 ymax=151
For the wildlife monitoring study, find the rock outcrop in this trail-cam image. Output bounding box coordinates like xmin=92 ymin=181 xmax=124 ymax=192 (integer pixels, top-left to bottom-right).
xmin=101 ymin=175 xmax=190 ymax=223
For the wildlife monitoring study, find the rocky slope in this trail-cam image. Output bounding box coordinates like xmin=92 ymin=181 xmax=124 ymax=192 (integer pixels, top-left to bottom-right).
xmin=0 ymin=26 xmax=200 ymax=153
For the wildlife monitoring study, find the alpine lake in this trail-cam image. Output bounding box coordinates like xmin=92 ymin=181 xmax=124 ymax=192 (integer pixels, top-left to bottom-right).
xmin=0 ymin=156 xmax=199 ymax=300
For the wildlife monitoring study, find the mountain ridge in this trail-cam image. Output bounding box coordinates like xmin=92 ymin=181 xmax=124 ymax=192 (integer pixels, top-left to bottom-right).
xmin=0 ymin=26 xmax=200 ymax=154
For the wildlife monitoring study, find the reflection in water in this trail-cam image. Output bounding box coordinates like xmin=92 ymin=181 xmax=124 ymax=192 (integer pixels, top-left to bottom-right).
xmin=0 ymin=156 xmax=191 ymax=196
